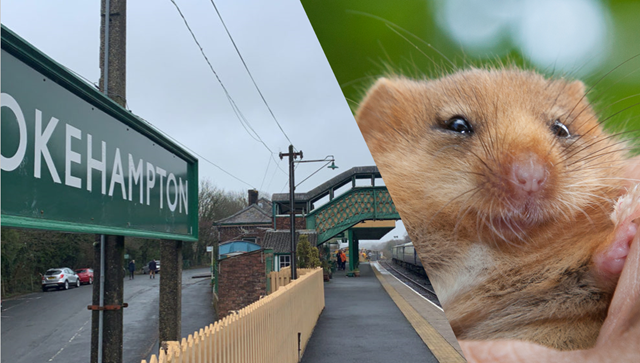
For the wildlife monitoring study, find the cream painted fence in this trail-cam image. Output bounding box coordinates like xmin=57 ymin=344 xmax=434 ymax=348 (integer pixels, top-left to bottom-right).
xmin=269 ymin=267 xmax=315 ymax=294
xmin=142 ymin=268 xmax=325 ymax=363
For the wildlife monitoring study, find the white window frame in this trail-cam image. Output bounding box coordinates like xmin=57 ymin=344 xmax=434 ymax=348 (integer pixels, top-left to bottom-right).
xmin=278 ymin=254 xmax=291 ymax=271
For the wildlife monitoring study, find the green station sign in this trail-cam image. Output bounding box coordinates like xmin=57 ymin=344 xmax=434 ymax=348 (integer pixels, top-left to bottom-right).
xmin=1 ymin=26 xmax=198 ymax=241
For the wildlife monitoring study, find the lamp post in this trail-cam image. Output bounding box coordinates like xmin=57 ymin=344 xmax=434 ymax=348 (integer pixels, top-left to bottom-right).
xmin=279 ymin=147 xmax=338 ymax=280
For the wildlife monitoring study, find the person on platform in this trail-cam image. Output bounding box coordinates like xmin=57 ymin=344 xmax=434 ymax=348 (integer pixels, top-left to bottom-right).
xmin=148 ymin=260 xmax=157 ymax=279
xmin=339 ymin=250 xmax=347 ymax=270
xmin=128 ymin=259 xmax=135 ymax=280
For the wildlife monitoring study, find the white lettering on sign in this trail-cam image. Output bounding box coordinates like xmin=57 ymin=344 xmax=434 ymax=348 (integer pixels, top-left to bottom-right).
xmin=156 ymin=166 xmax=167 ymax=209
xmin=179 ymin=179 xmax=188 ymax=214
xmin=0 ymin=92 xmax=190 ymax=216
xmin=108 ymin=148 xmax=126 ymax=199
xmin=65 ymin=124 xmax=82 ymax=189
xmin=1 ymin=93 xmax=28 ymax=172
xmin=128 ymin=154 xmax=143 ymax=203
xmin=34 ymin=109 xmax=61 ymax=183
xmin=87 ymin=133 xmax=107 ymax=194
xmin=146 ymin=162 xmax=156 ymax=206
xmin=167 ymin=172 xmax=178 ymax=212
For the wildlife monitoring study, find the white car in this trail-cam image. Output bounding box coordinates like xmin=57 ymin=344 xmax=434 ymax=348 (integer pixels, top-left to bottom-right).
xmin=42 ymin=267 xmax=80 ymax=291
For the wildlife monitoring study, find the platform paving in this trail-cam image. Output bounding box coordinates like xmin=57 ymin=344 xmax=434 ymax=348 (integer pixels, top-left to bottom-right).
xmin=301 ymin=263 xmax=439 ymax=363
xmin=373 ymin=262 xmax=467 ymax=362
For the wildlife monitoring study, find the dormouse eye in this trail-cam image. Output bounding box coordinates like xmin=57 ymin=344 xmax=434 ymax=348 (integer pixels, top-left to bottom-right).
xmin=551 ymin=120 xmax=571 ymax=138
xmin=447 ymin=116 xmax=473 ymax=135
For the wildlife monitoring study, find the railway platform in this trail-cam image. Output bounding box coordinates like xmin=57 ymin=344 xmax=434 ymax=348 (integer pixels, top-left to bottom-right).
xmin=301 ymin=262 xmax=467 ymax=363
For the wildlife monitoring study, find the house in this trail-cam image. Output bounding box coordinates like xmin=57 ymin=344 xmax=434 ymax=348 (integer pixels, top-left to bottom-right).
xmin=215 ymin=190 xmax=272 ymax=245
xmin=262 ymin=229 xmax=318 ymax=271
xmin=215 ymin=190 xmax=319 ymax=273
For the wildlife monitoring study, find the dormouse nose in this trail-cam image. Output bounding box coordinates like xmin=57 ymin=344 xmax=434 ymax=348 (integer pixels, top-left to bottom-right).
xmin=511 ymin=153 xmax=547 ymax=193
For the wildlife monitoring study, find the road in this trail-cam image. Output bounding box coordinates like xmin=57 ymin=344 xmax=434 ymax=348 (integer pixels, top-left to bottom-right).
xmin=1 ymin=267 xmax=215 ymax=363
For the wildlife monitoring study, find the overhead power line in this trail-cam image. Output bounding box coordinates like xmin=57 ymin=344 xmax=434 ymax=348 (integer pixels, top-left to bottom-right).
xmin=259 ymin=154 xmax=272 ymax=191
xmin=208 ymin=0 xmax=295 ymax=148
xmin=134 ymin=114 xmax=255 ymax=188
xmin=169 ymin=0 xmax=288 ymax=180
xmin=170 ymin=0 xmax=264 ymax=148
xmin=61 ymin=47 xmax=255 ymax=189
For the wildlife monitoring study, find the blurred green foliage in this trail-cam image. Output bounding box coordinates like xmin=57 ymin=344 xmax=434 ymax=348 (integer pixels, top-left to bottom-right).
xmin=302 ymin=0 xmax=640 ymax=139
xmin=297 ymin=234 xmax=321 ymax=268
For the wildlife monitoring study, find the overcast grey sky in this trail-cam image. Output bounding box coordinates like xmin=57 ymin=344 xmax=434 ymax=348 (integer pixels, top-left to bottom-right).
xmin=1 ymin=0 xmax=406 ymax=241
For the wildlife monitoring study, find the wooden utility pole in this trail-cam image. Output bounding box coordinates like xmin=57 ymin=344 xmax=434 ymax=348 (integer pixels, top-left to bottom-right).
xmin=99 ymin=0 xmax=127 ymax=107
xmin=280 ymin=145 xmax=303 ymax=280
xmin=91 ymin=1 xmax=127 ymax=363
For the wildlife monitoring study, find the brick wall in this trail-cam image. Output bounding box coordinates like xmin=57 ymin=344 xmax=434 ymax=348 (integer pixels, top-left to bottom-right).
xmin=218 ymin=225 xmax=270 ymax=245
xmin=217 ymin=249 xmax=266 ymax=318
xmin=275 ymin=216 xmax=306 ymax=230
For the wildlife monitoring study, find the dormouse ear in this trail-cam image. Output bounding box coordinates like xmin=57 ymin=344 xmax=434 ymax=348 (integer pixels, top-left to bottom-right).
xmin=567 ymin=80 xmax=587 ymax=99
xmin=355 ymin=77 xmax=414 ymax=141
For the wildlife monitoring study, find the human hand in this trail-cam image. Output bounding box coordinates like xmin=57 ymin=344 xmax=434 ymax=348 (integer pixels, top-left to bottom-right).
xmin=459 ymin=232 xmax=640 ymax=363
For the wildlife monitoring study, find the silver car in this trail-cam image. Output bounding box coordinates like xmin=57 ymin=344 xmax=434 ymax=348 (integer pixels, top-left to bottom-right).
xmin=41 ymin=267 xmax=80 ymax=291
xmin=142 ymin=260 xmax=161 ymax=274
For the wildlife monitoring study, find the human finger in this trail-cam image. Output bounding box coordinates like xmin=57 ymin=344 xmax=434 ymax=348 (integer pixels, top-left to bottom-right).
xmin=597 ymin=232 xmax=640 ymax=344
xmin=459 ymin=340 xmax=587 ymax=363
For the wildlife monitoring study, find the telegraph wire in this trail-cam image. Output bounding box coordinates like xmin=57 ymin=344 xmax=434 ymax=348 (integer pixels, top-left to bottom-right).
xmin=170 ymin=0 xmax=262 ymax=146
xmin=259 ymin=154 xmax=272 ymax=191
xmin=280 ymin=162 xmax=301 ymax=193
xmin=209 ymin=0 xmax=295 ymax=148
xmin=169 ymin=0 xmax=288 ymax=180
xmin=296 ymin=161 xmax=332 ymax=188
xmin=266 ymin=159 xmax=281 ymax=191
xmin=133 ymin=114 xmax=256 ymax=188
xmin=58 ymin=50 xmax=255 ymax=188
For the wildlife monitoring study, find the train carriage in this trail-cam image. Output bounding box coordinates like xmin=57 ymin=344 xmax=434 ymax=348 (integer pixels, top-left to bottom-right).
xmin=391 ymin=242 xmax=425 ymax=274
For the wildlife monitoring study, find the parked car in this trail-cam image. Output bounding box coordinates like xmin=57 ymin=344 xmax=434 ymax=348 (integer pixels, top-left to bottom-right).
xmin=74 ymin=268 xmax=94 ymax=285
xmin=142 ymin=260 xmax=161 ymax=274
xmin=42 ymin=268 xmax=80 ymax=291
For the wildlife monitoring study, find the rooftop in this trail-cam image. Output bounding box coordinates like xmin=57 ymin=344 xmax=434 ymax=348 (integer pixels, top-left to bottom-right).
xmin=215 ymin=200 xmax=272 ymax=225
xmin=262 ymin=229 xmax=318 ymax=253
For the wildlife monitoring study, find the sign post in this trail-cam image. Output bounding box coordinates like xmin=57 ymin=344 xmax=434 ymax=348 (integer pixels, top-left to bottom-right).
xmin=1 ymin=25 xmax=198 ymax=363
xmin=1 ymin=27 xmax=198 ymax=240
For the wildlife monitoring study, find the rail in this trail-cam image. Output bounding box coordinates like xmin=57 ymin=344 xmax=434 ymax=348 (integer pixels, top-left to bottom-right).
xmin=142 ymin=268 xmax=325 ymax=363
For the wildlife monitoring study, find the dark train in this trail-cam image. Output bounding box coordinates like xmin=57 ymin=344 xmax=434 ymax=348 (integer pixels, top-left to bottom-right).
xmin=391 ymin=242 xmax=427 ymax=277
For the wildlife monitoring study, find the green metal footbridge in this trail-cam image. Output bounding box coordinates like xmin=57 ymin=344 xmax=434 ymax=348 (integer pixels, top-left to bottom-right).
xmin=272 ymin=166 xmax=401 ymax=274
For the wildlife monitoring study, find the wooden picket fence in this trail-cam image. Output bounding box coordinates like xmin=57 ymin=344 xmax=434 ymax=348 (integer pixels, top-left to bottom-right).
xmin=269 ymin=267 xmax=315 ymax=294
xmin=142 ymin=268 xmax=325 ymax=363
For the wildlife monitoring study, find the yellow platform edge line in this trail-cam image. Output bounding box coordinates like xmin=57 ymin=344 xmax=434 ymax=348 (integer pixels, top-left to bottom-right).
xmin=372 ymin=264 xmax=467 ymax=363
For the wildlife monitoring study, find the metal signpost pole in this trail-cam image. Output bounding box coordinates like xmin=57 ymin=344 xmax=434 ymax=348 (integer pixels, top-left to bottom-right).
xmin=96 ymin=0 xmax=109 ymax=361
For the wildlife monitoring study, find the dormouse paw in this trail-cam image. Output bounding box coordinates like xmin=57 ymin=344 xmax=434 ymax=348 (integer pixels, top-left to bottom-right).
xmin=611 ymin=184 xmax=640 ymax=226
xmin=597 ymin=185 xmax=640 ymax=276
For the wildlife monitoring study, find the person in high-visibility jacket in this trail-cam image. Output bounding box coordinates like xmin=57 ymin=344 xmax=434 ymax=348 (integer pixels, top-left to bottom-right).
xmin=338 ymin=250 xmax=347 ymax=270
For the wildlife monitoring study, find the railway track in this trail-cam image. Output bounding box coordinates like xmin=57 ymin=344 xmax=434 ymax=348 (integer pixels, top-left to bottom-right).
xmin=379 ymin=260 xmax=442 ymax=308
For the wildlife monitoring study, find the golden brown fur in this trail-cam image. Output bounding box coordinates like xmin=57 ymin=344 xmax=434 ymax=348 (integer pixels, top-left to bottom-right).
xmin=356 ymin=68 xmax=636 ymax=350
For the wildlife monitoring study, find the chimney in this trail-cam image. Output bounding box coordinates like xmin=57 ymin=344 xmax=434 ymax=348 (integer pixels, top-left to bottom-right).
xmin=248 ymin=189 xmax=258 ymax=206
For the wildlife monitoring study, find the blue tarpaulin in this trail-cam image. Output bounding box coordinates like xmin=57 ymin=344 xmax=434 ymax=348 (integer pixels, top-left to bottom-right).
xmin=218 ymin=241 xmax=261 ymax=259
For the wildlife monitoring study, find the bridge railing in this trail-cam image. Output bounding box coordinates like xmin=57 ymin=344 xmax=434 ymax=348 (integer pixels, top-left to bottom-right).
xmin=305 ymin=186 xmax=400 ymax=244
xmin=142 ymin=267 xmax=325 ymax=363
